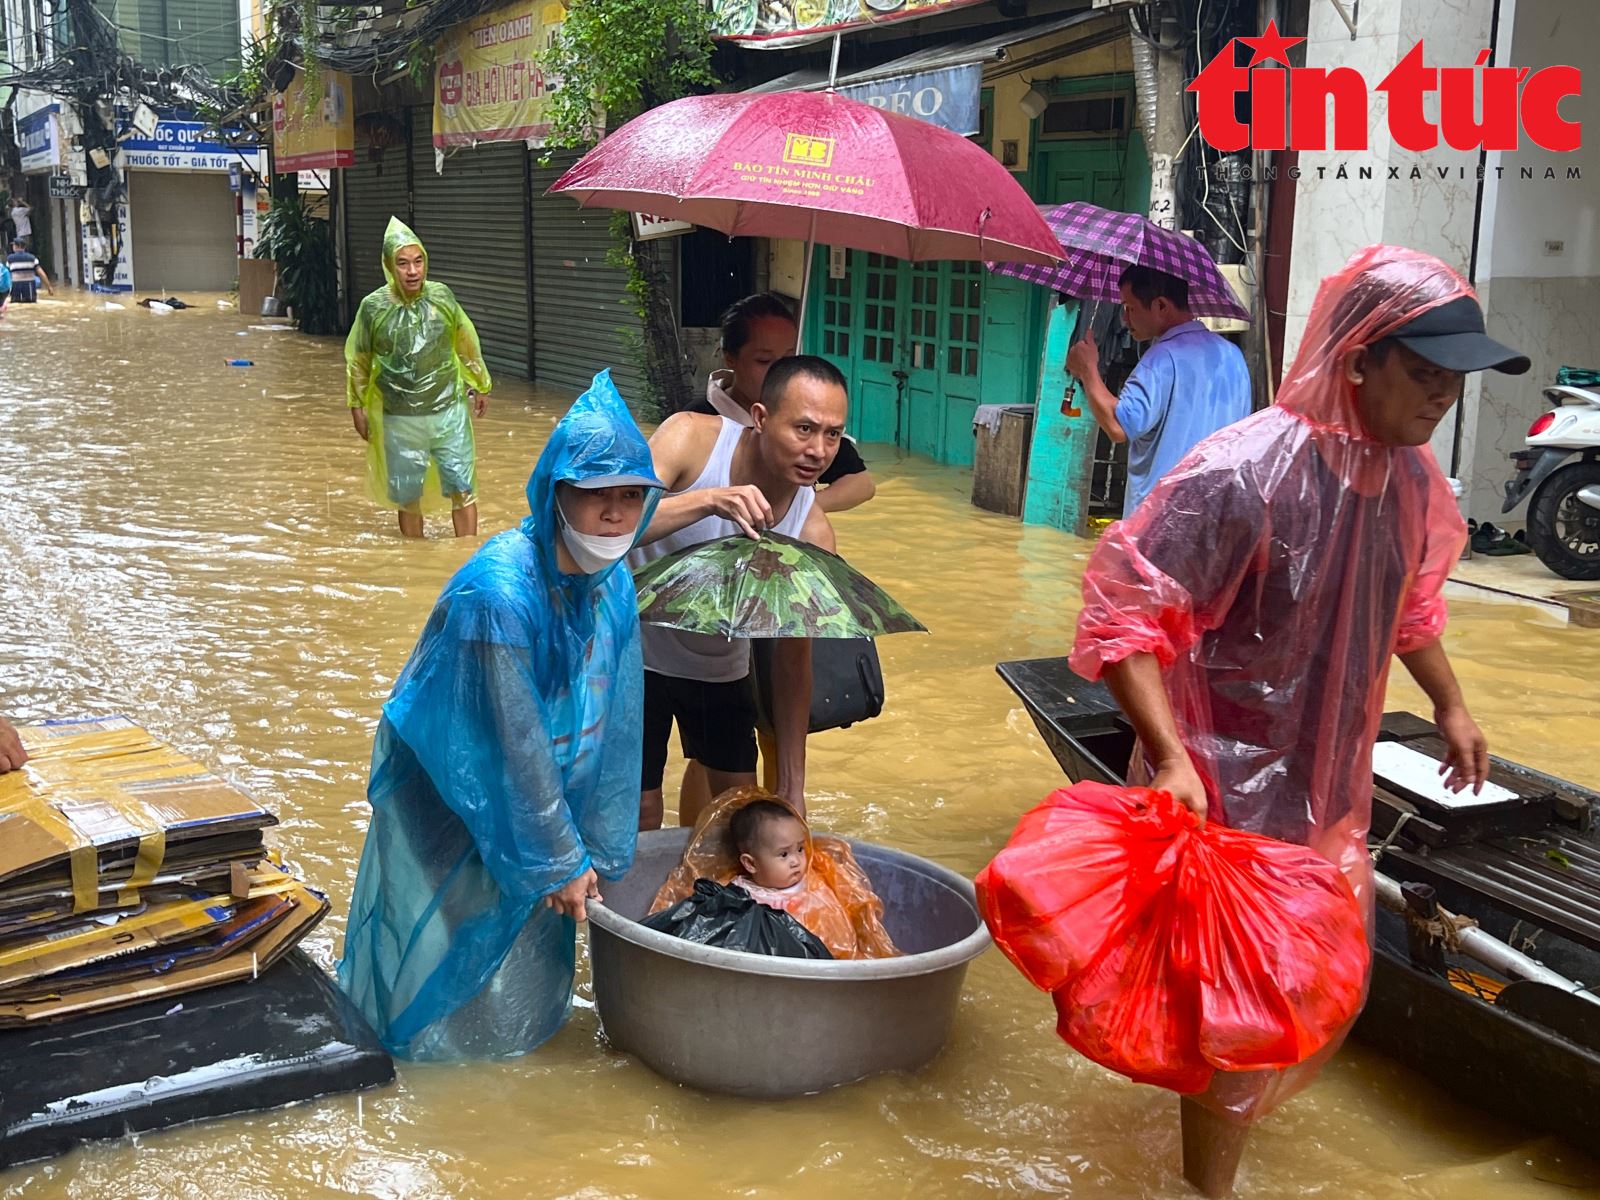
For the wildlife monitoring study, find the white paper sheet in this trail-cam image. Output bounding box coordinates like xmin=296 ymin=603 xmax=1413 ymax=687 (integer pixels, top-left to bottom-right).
xmin=1371 ymin=741 xmax=1517 ymax=809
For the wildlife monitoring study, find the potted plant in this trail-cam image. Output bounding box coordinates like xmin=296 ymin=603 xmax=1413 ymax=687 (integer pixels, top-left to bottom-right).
xmin=254 ymin=195 xmax=340 ymax=334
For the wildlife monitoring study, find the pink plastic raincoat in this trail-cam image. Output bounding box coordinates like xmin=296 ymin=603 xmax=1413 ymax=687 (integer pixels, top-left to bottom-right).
xmin=1069 ymin=245 xmax=1471 ymax=1119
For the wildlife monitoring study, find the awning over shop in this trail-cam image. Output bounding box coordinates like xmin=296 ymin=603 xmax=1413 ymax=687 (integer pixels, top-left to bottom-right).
xmin=718 ymin=0 xmax=989 ymax=50
xmin=744 ymin=10 xmax=1117 ymax=135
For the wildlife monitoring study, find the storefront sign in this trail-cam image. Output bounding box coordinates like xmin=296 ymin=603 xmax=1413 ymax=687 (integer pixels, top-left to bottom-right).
xmin=715 ymin=0 xmax=987 ymax=48
xmin=630 ymin=212 xmax=693 ymax=241
xmin=19 ymin=104 xmax=63 ymax=173
xmin=433 ymin=0 xmax=564 ymax=149
xmin=119 ymin=118 xmax=263 ymax=173
xmin=272 ymin=69 xmax=355 ymax=171
xmin=240 ymin=175 xmax=262 ymax=259
xmin=838 ymin=64 xmax=981 ymax=136
xmin=48 ymin=173 xmax=80 ymax=199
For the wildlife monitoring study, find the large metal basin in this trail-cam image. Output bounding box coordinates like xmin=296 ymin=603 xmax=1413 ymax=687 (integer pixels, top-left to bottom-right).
xmin=588 ymin=827 xmax=991 ymax=1098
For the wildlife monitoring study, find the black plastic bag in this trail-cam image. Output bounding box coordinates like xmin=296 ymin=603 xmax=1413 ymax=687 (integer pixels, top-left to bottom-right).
xmin=641 ymin=879 xmax=834 ymax=959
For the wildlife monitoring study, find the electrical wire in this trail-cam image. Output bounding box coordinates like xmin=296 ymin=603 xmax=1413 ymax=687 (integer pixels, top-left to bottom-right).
xmin=312 ymin=0 xmax=502 ymax=75
xmin=1191 ymin=0 xmax=1250 ymax=259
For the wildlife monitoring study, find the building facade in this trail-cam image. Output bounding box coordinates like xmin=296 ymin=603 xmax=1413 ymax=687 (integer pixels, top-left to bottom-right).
xmin=318 ymin=0 xmax=1594 ymax=537
xmin=3 ymin=0 xmax=258 ymax=292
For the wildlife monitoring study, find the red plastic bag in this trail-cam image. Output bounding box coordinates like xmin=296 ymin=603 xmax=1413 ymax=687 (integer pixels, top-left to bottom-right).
xmin=976 ymin=783 xmax=1370 ymax=1094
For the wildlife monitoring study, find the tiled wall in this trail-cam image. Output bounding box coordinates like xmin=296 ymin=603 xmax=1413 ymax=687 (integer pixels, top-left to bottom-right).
xmin=1282 ymin=0 xmax=1598 ymax=516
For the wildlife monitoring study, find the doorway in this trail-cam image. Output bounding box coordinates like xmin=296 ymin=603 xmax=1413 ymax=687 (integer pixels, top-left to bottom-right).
xmin=811 ymin=251 xmax=991 ymax=467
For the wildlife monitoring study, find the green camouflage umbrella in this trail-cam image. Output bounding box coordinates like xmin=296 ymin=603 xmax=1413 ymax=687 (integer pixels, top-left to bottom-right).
xmin=634 ymin=531 xmax=926 ymax=639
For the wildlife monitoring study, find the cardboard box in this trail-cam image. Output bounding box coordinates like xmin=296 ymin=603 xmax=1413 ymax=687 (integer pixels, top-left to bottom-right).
xmin=238 ymin=257 xmax=278 ymax=320
xmin=0 ymin=863 xmax=300 ymax=987
xmin=0 ymin=885 xmax=328 ymax=1025
xmin=0 ymin=718 xmax=275 ymax=912
xmin=3 ymin=895 xmax=296 ymax=997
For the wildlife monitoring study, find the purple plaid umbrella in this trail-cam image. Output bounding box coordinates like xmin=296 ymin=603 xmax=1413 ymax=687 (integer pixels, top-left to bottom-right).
xmin=988 ymin=202 xmax=1251 ymax=322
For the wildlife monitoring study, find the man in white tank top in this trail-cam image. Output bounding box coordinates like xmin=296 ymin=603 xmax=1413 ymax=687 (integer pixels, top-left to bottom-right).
xmin=632 ymin=357 xmax=848 ymax=831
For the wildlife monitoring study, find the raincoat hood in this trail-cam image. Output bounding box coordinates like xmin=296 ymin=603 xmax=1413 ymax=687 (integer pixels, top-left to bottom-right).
xmin=521 ymin=369 xmax=663 ymax=585
xmin=1276 ymin=245 xmax=1471 ymax=439
xmin=382 ymin=216 xmax=429 ymax=300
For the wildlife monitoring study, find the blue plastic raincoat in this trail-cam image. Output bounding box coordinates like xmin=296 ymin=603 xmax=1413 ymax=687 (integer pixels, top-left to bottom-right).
xmin=338 ymin=370 xmax=662 ymax=1060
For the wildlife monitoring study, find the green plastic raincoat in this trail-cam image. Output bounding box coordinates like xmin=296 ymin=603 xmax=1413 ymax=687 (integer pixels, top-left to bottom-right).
xmin=345 ymin=217 xmax=492 ymax=511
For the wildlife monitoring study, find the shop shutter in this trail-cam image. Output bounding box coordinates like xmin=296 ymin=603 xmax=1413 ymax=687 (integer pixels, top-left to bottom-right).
xmin=126 ymin=171 xmax=237 ymax=292
xmin=529 ymin=153 xmax=644 ymax=402
xmin=409 ymin=110 xmax=533 ymax=380
xmin=340 ymin=117 xmax=411 ymax=307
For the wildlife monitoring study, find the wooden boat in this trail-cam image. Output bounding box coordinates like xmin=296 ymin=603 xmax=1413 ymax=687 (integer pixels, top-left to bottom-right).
xmin=996 ymin=657 xmax=1600 ymax=1149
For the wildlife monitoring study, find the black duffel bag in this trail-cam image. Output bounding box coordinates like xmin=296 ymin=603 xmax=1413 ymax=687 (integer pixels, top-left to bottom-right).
xmin=751 ymin=636 xmax=885 ymax=734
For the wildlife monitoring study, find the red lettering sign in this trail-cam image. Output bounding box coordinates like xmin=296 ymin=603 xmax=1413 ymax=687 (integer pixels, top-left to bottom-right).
xmin=438 ymin=60 xmax=464 ymax=108
xmin=1188 ymin=21 xmax=1583 ymax=153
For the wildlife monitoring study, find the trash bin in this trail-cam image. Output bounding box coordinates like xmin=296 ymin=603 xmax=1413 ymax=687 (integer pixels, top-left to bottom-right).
xmin=972 ymin=404 xmax=1035 ymax=517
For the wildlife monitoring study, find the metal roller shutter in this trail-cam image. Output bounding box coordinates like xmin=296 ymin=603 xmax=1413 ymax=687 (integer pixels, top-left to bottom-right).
xmin=341 ymin=116 xmax=411 ymax=307
xmin=530 ymin=153 xmax=644 ymax=402
xmin=409 ymin=110 xmax=533 ymax=380
xmin=127 ymin=171 xmax=237 ymax=292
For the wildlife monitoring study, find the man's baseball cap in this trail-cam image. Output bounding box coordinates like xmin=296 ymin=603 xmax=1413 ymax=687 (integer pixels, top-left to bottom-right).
xmin=1387 ymin=296 xmax=1530 ymax=375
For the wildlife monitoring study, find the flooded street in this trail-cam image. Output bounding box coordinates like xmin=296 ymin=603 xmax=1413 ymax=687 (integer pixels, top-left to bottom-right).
xmin=3 ymin=296 xmax=1599 ymax=1198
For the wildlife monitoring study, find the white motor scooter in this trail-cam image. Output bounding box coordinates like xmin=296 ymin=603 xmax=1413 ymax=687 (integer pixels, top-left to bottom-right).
xmin=1501 ymin=382 xmax=1600 ymax=580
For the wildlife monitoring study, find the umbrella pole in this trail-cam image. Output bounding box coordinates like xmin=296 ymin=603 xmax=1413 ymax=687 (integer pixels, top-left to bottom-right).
xmin=809 ymin=28 xmax=836 ymax=351
xmin=797 ymin=210 xmax=819 ymax=348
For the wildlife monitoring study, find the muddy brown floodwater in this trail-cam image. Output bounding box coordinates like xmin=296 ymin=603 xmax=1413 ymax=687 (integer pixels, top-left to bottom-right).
xmin=2 ymin=296 xmax=1598 ymax=1198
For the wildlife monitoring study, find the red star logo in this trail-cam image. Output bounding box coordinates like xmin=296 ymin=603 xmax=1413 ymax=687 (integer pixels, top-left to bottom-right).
xmin=1236 ymin=19 xmax=1305 ymax=68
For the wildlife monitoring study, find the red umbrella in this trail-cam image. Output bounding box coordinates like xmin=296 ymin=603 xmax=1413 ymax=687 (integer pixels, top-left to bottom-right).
xmin=550 ymin=91 xmax=1061 ymax=329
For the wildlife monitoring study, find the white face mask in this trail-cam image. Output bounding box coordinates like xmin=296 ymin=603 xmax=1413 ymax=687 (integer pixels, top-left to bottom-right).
xmin=557 ymin=499 xmax=635 ymax=574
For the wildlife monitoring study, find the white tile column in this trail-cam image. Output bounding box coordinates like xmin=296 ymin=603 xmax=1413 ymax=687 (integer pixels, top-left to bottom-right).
xmin=1281 ymin=0 xmax=1498 ymax=482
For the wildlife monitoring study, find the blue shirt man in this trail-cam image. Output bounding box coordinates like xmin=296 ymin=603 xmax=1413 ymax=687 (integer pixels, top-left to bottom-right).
xmin=6 ymin=241 xmax=53 ymax=303
xmin=1066 ymin=265 xmax=1252 ymax=515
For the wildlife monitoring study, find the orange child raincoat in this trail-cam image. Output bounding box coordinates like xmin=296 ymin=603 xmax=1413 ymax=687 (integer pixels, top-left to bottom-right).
xmin=1069 ymin=245 xmax=1473 ymax=1120
xmin=649 ymin=788 xmax=898 ymax=960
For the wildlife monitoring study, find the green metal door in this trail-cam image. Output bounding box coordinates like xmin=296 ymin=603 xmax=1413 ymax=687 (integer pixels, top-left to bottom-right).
xmin=1036 ymin=155 xmax=1127 ymax=208
xmin=981 ymin=273 xmax=1041 ymax=415
xmin=902 ymin=262 xmax=941 ymax=459
xmin=859 ymin=253 xmax=907 ymax=445
xmin=903 ymin=260 xmax=984 ymax=466
xmin=1021 ymin=128 xmax=1148 ymax=533
xmin=814 ymin=248 xmax=903 ymax=446
xmin=810 ymin=250 xmax=986 ymax=466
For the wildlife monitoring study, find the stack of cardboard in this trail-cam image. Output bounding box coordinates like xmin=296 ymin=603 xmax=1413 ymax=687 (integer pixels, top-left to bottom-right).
xmin=0 ymin=717 xmax=329 ymax=1026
